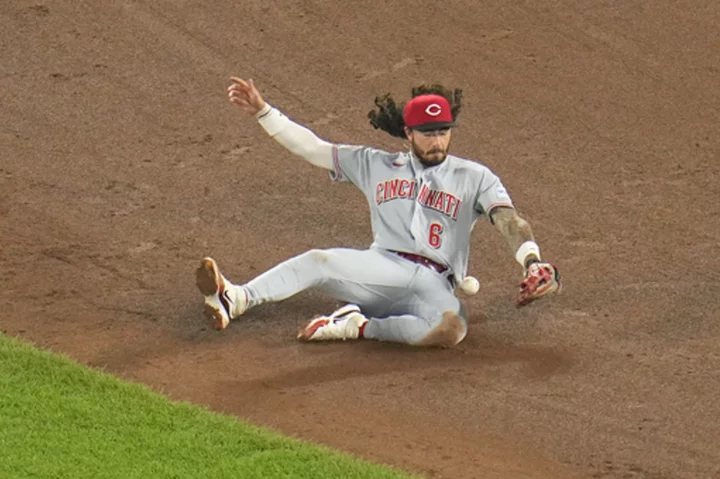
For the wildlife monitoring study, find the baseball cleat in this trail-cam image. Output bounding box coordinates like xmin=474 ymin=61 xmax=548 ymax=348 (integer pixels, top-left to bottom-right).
xmin=195 ymin=257 xmax=247 ymax=330
xmin=297 ymin=304 xmax=368 ymax=341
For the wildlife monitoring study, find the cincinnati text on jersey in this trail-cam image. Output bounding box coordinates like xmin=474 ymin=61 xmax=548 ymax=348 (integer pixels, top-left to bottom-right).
xmin=375 ymin=178 xmax=461 ymax=220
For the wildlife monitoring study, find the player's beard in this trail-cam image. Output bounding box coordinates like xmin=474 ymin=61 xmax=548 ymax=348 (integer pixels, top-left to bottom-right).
xmin=411 ymin=139 xmax=450 ymax=167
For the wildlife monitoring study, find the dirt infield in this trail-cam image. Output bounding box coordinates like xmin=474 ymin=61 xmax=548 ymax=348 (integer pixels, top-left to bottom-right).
xmin=2 ymin=1 xmax=719 ymax=477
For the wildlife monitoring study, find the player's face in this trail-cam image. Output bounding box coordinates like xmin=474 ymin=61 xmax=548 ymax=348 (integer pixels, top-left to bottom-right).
xmin=406 ymin=128 xmax=452 ymax=167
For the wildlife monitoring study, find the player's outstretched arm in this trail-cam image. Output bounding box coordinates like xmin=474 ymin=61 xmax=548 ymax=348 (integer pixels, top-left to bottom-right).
xmin=489 ymin=206 xmax=562 ymax=307
xmin=227 ymin=77 xmax=333 ymax=170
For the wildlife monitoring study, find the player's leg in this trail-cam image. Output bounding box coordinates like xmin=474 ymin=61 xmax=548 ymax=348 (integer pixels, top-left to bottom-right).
xmin=243 ymin=248 xmax=422 ymax=306
xmin=195 ymin=248 xmax=415 ymax=330
xmin=198 ymin=249 xmax=468 ymax=346
xmin=314 ymin=266 xmax=467 ymax=347
xmin=361 ymin=304 xmax=468 ymax=347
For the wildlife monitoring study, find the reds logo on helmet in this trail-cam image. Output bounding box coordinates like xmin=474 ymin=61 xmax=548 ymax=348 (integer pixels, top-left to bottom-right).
xmin=425 ymin=104 xmax=443 ymax=116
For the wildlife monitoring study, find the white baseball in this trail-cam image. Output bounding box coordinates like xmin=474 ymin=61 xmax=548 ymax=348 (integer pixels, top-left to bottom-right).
xmin=459 ymin=276 xmax=480 ymax=295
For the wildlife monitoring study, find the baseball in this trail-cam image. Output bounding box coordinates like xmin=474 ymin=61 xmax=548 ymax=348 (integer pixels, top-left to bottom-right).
xmin=459 ymin=276 xmax=480 ymax=295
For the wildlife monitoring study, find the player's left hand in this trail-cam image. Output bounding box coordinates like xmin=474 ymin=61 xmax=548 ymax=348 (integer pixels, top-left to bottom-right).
xmin=227 ymin=77 xmax=266 ymax=115
xmin=516 ymin=262 xmax=561 ymax=307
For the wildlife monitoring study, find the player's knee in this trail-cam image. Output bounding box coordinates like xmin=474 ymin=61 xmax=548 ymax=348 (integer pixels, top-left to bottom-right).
xmin=416 ymin=311 xmax=468 ymax=348
xmin=304 ymin=249 xmax=331 ymax=265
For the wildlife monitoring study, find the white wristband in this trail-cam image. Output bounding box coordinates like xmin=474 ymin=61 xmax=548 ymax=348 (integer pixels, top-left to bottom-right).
xmin=255 ymin=103 xmax=272 ymax=118
xmin=515 ymin=241 xmax=541 ymax=267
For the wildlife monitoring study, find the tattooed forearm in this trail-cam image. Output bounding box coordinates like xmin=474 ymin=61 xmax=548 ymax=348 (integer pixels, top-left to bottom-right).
xmin=489 ymin=206 xmax=536 ymax=255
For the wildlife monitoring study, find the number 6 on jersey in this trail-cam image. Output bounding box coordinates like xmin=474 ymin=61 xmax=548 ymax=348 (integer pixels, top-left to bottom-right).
xmin=429 ymin=222 xmax=443 ymax=248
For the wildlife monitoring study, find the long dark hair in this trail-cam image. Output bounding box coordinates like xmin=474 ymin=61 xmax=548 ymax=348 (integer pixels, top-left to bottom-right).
xmin=367 ymin=84 xmax=463 ymax=138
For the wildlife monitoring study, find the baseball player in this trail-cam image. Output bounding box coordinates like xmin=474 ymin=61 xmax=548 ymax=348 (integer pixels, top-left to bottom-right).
xmin=195 ymin=78 xmax=561 ymax=347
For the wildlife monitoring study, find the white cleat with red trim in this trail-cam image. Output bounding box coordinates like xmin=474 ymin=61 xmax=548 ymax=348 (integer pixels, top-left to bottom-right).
xmin=298 ymin=304 xmax=368 ymax=341
xmin=195 ymin=257 xmax=247 ymax=330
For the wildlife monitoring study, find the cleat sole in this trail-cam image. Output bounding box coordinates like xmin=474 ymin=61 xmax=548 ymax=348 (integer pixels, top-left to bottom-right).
xmin=196 ymin=258 xmax=220 ymax=296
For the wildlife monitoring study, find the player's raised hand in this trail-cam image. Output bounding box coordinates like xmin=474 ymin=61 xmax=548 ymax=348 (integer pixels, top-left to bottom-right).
xmin=227 ymin=77 xmax=266 ymax=115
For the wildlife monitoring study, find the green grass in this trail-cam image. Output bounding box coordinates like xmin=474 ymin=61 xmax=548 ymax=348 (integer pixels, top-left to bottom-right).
xmin=0 ymin=334 xmax=412 ymax=479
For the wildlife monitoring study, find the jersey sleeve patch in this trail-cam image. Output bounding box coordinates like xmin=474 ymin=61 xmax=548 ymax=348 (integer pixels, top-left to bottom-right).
xmin=475 ymin=169 xmax=514 ymax=216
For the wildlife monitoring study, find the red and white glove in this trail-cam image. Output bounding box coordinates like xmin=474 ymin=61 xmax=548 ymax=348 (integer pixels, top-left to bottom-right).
xmin=516 ymin=262 xmax=561 ymax=307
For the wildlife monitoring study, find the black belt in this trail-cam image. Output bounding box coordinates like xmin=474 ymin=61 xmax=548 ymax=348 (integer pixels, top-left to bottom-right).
xmin=391 ymin=251 xmax=448 ymax=274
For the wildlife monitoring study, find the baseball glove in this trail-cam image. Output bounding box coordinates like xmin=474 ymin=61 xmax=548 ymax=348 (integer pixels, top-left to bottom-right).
xmin=516 ymin=262 xmax=561 ymax=307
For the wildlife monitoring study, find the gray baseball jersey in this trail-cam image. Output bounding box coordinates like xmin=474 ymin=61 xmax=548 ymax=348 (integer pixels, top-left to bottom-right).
xmin=330 ymin=145 xmax=514 ymax=284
